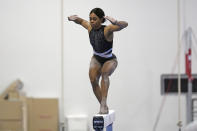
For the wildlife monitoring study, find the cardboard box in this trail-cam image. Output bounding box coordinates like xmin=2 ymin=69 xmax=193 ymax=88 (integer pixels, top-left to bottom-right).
xmin=7 ymin=91 xmax=20 ymax=100
xmin=0 ymin=120 xmax=22 ymax=131
xmin=27 ymin=98 xmax=59 ymax=131
xmin=0 ymin=100 xmax=23 ymax=131
xmin=0 ymin=100 xmax=22 ymax=120
xmin=0 ymin=79 xmax=23 ymax=100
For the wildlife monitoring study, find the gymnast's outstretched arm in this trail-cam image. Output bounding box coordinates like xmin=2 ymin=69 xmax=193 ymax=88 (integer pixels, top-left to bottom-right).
xmin=104 ymin=16 xmax=128 ymax=32
xmin=68 ymin=15 xmax=91 ymax=31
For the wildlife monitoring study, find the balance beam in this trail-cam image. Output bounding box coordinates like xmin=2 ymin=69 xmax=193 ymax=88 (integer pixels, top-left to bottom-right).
xmin=93 ymin=110 xmax=115 ymax=131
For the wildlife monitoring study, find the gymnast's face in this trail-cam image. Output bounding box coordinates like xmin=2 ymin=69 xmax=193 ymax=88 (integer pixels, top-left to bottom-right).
xmin=89 ymin=13 xmax=102 ymax=29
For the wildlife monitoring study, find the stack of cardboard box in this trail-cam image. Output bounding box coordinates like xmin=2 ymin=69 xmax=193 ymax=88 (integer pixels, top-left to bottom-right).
xmin=0 ymin=80 xmax=59 ymax=131
xmin=0 ymin=100 xmax=23 ymax=131
xmin=0 ymin=79 xmax=23 ymax=101
xmin=0 ymin=80 xmax=24 ymax=131
xmin=27 ymin=98 xmax=59 ymax=131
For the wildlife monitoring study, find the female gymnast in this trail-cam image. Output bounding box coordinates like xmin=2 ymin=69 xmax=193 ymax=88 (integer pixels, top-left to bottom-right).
xmin=68 ymin=8 xmax=128 ymax=114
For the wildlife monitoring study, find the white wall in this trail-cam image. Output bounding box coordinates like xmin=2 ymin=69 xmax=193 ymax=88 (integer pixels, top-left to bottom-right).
xmin=0 ymin=0 xmax=62 ymax=97
xmin=0 ymin=0 xmax=197 ymax=131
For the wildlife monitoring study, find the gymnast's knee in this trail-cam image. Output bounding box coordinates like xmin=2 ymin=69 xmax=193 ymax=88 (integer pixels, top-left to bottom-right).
xmin=89 ymin=76 xmax=99 ymax=87
xmin=101 ymin=72 xmax=109 ymax=80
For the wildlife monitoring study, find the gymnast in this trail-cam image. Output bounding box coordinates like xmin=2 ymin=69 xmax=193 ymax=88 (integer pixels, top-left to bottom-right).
xmin=68 ymin=8 xmax=128 ymax=114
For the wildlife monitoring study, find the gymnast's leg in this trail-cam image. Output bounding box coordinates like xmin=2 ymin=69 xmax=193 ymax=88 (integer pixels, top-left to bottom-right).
xmin=89 ymin=56 xmax=102 ymax=104
xmin=100 ymin=59 xmax=118 ymax=114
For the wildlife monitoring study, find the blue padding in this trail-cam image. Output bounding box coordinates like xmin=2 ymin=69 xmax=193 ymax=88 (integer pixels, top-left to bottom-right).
xmin=106 ymin=123 xmax=113 ymax=131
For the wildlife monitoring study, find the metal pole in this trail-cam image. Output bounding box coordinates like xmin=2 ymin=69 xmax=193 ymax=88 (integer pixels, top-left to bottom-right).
xmin=185 ymin=27 xmax=193 ymax=124
xmin=186 ymin=79 xmax=193 ymax=124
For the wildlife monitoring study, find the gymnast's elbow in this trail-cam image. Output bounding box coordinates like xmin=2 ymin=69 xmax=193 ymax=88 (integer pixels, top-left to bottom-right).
xmin=122 ymin=21 xmax=128 ymax=28
xmin=118 ymin=22 xmax=128 ymax=31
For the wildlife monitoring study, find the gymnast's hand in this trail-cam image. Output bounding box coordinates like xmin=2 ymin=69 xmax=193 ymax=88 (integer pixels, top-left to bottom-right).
xmin=104 ymin=16 xmax=117 ymax=25
xmin=68 ymin=15 xmax=78 ymax=21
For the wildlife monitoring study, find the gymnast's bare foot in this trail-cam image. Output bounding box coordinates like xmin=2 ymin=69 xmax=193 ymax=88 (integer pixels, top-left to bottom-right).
xmin=99 ymin=104 xmax=109 ymax=114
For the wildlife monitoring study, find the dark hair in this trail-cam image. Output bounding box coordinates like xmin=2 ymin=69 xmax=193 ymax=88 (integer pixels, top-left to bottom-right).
xmin=89 ymin=8 xmax=106 ymax=23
